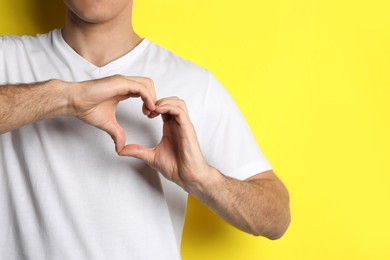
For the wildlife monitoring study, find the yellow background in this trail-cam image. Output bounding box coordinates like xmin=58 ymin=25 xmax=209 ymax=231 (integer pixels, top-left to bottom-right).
xmin=1 ymin=0 xmax=389 ymax=259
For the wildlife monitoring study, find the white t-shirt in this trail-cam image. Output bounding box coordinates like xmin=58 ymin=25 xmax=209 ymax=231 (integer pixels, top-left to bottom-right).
xmin=0 ymin=29 xmax=272 ymax=260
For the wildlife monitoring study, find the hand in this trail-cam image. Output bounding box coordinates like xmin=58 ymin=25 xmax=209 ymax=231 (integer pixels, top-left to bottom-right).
xmin=70 ymin=75 xmax=156 ymax=152
xmin=119 ymin=97 xmax=211 ymax=191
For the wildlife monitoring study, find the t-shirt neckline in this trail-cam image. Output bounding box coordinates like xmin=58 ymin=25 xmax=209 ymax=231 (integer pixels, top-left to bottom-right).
xmin=52 ymin=29 xmax=150 ymax=75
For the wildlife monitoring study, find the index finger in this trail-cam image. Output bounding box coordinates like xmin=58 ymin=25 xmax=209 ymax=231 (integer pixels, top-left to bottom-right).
xmin=126 ymin=77 xmax=157 ymax=111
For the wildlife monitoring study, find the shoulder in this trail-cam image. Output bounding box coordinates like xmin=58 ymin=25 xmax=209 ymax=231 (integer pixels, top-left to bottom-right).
xmin=0 ymin=30 xmax=59 ymax=83
xmin=1 ymin=30 xmax=55 ymax=53
xmin=141 ymin=39 xmax=209 ymax=82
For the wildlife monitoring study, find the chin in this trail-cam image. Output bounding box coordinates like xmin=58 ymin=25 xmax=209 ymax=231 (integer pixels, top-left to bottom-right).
xmin=64 ymin=0 xmax=132 ymax=24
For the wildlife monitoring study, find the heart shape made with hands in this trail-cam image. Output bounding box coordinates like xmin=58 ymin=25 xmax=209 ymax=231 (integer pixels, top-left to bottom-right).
xmin=92 ymin=92 xmax=208 ymax=189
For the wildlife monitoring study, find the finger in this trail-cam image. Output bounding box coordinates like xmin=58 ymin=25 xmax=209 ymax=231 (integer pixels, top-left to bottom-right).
xmin=142 ymin=103 xmax=152 ymax=116
xmin=155 ymin=100 xmax=190 ymax=125
xmin=107 ymin=76 xmax=156 ymax=112
xmin=116 ymin=94 xmax=131 ymax=102
xmin=127 ymin=77 xmax=157 ymax=111
xmin=142 ymin=102 xmax=161 ymax=118
xmin=119 ymin=144 xmax=155 ymax=166
xmin=148 ymin=111 xmax=160 ymax=118
xmin=157 ymin=105 xmax=186 ymax=125
xmin=155 ymin=96 xmax=181 ymax=107
xmin=127 ymin=81 xmax=156 ymax=112
xmin=155 ymin=97 xmax=188 ymax=113
xmin=103 ymin=120 xmax=126 ymax=153
xmin=145 ymin=97 xmax=184 ymax=119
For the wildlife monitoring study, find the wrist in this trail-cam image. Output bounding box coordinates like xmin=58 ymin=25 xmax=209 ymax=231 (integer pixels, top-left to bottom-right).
xmin=185 ymin=165 xmax=225 ymax=197
xmin=47 ymin=79 xmax=75 ymax=117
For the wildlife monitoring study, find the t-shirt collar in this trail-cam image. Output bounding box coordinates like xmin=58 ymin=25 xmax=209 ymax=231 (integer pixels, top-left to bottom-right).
xmin=52 ymin=29 xmax=150 ymax=75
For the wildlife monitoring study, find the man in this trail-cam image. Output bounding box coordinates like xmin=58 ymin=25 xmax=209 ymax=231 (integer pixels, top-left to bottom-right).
xmin=0 ymin=0 xmax=290 ymax=259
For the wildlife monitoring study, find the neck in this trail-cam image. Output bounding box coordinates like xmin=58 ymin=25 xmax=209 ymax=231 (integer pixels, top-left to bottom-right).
xmin=62 ymin=9 xmax=141 ymax=67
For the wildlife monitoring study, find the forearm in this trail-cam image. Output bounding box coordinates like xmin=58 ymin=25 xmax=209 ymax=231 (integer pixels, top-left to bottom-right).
xmin=187 ymin=168 xmax=291 ymax=239
xmin=117 ymin=96 xmax=290 ymax=239
xmin=0 ymin=80 xmax=71 ymax=134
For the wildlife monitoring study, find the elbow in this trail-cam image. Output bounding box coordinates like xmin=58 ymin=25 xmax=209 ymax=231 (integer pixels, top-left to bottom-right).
xmin=264 ymin=210 xmax=291 ymax=240
xmin=250 ymin=209 xmax=291 ymax=240
xmin=251 ymin=193 xmax=291 ymax=240
xmin=263 ymin=177 xmax=291 ymax=240
xmin=243 ymin=171 xmax=291 ymax=239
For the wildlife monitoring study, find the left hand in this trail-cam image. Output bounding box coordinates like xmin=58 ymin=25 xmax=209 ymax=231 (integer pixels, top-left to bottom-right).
xmin=119 ymin=97 xmax=210 ymax=191
xmin=120 ymin=97 xmax=291 ymax=239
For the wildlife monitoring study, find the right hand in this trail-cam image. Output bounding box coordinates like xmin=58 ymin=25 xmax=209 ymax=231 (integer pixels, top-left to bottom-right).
xmin=69 ymin=75 xmax=156 ymax=153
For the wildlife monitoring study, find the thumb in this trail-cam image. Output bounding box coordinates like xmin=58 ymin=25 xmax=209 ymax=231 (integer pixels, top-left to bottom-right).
xmin=119 ymin=144 xmax=155 ymax=166
xmin=102 ymin=120 xmax=126 ymax=153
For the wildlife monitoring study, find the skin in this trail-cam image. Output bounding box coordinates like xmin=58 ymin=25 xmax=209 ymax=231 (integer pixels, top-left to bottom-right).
xmin=0 ymin=0 xmax=290 ymax=239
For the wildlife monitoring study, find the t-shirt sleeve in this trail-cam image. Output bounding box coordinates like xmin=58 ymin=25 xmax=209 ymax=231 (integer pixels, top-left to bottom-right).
xmin=197 ymin=72 xmax=272 ymax=180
